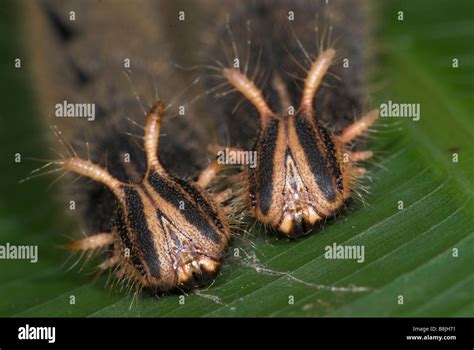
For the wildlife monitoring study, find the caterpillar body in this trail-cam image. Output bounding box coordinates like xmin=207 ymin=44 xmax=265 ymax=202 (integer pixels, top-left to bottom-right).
xmin=25 ymin=0 xmax=377 ymax=291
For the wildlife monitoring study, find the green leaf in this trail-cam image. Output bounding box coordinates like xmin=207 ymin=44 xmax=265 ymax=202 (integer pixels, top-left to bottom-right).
xmin=0 ymin=0 xmax=472 ymax=317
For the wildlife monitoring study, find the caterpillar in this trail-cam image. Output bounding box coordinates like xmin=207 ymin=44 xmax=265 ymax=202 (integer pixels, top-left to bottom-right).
xmin=24 ymin=0 xmax=232 ymax=292
xmin=24 ymin=0 xmax=376 ymax=292
xmin=197 ymin=0 xmax=378 ymax=237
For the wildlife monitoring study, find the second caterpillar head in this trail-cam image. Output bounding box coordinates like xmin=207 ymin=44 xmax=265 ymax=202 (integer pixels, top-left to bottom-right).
xmin=248 ymin=110 xmax=348 ymax=237
xmin=222 ymin=49 xmax=378 ymax=238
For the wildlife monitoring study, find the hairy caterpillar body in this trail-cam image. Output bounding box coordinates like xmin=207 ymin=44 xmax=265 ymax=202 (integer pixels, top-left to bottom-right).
xmin=198 ymin=0 xmax=378 ymax=237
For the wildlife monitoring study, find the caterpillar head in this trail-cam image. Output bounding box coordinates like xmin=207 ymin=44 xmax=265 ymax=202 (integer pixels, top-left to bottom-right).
xmin=62 ymin=101 xmax=230 ymax=291
xmin=248 ymin=111 xmax=350 ymax=237
xmin=112 ymin=171 xmax=229 ymax=291
xmin=223 ymin=49 xmax=377 ymax=237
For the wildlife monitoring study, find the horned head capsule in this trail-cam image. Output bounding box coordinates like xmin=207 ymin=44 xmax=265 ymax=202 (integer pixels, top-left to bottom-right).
xmin=62 ymin=101 xmax=231 ymax=291
xmin=223 ymin=49 xmax=378 ymax=237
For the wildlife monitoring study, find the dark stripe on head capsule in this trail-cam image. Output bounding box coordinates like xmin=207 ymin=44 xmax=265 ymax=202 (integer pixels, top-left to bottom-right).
xmin=174 ymin=177 xmax=225 ymax=233
xmin=123 ymin=186 xmax=161 ymax=278
xmin=318 ymin=125 xmax=343 ymax=193
xmin=147 ymin=172 xmax=220 ymax=243
xmin=294 ymin=115 xmax=336 ymax=202
xmin=257 ymin=119 xmax=279 ymax=215
xmin=247 ymin=142 xmax=259 ymax=210
xmin=115 ymin=207 xmax=147 ymax=277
